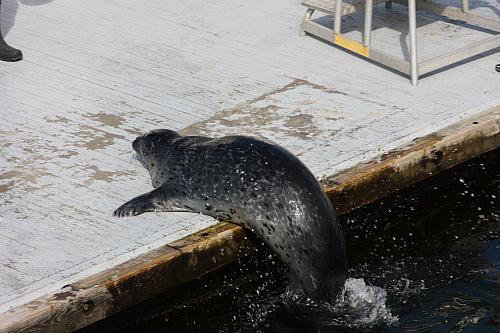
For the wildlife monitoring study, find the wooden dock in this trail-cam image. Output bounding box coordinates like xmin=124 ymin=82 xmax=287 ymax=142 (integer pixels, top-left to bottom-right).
xmin=1 ymin=0 xmax=500 ymax=330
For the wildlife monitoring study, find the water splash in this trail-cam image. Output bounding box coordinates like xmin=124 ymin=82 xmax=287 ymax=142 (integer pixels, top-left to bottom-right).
xmin=334 ymin=278 xmax=399 ymax=328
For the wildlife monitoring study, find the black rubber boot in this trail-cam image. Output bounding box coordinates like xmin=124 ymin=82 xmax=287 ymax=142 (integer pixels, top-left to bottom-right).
xmin=0 ymin=0 xmax=22 ymax=62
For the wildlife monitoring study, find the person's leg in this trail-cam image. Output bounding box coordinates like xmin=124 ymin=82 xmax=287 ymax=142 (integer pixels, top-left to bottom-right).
xmin=0 ymin=0 xmax=22 ymax=62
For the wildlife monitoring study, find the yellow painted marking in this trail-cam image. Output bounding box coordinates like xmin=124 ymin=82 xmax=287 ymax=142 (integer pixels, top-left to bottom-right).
xmin=334 ymin=34 xmax=369 ymax=57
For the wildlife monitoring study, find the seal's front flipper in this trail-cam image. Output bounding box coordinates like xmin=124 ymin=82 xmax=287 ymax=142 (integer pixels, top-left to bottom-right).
xmin=113 ymin=186 xmax=194 ymax=217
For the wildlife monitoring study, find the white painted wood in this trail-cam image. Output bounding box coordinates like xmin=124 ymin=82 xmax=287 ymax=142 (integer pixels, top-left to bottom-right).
xmin=0 ymin=0 xmax=499 ymax=316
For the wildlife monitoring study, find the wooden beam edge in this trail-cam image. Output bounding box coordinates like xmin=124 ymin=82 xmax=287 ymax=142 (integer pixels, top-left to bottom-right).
xmin=324 ymin=106 xmax=500 ymax=215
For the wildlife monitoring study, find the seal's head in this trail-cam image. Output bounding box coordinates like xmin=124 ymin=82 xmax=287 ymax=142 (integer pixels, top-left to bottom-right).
xmin=132 ymin=129 xmax=179 ymax=156
xmin=132 ymin=129 xmax=180 ymax=188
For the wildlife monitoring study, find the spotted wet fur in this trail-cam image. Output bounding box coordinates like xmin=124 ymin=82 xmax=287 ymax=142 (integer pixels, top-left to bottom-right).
xmin=114 ymin=129 xmax=347 ymax=303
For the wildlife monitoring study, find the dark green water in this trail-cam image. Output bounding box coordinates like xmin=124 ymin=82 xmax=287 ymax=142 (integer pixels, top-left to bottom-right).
xmin=82 ymin=149 xmax=500 ymax=333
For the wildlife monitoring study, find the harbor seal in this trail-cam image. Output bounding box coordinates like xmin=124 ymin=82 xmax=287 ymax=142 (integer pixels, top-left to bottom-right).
xmin=114 ymin=129 xmax=347 ymax=303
